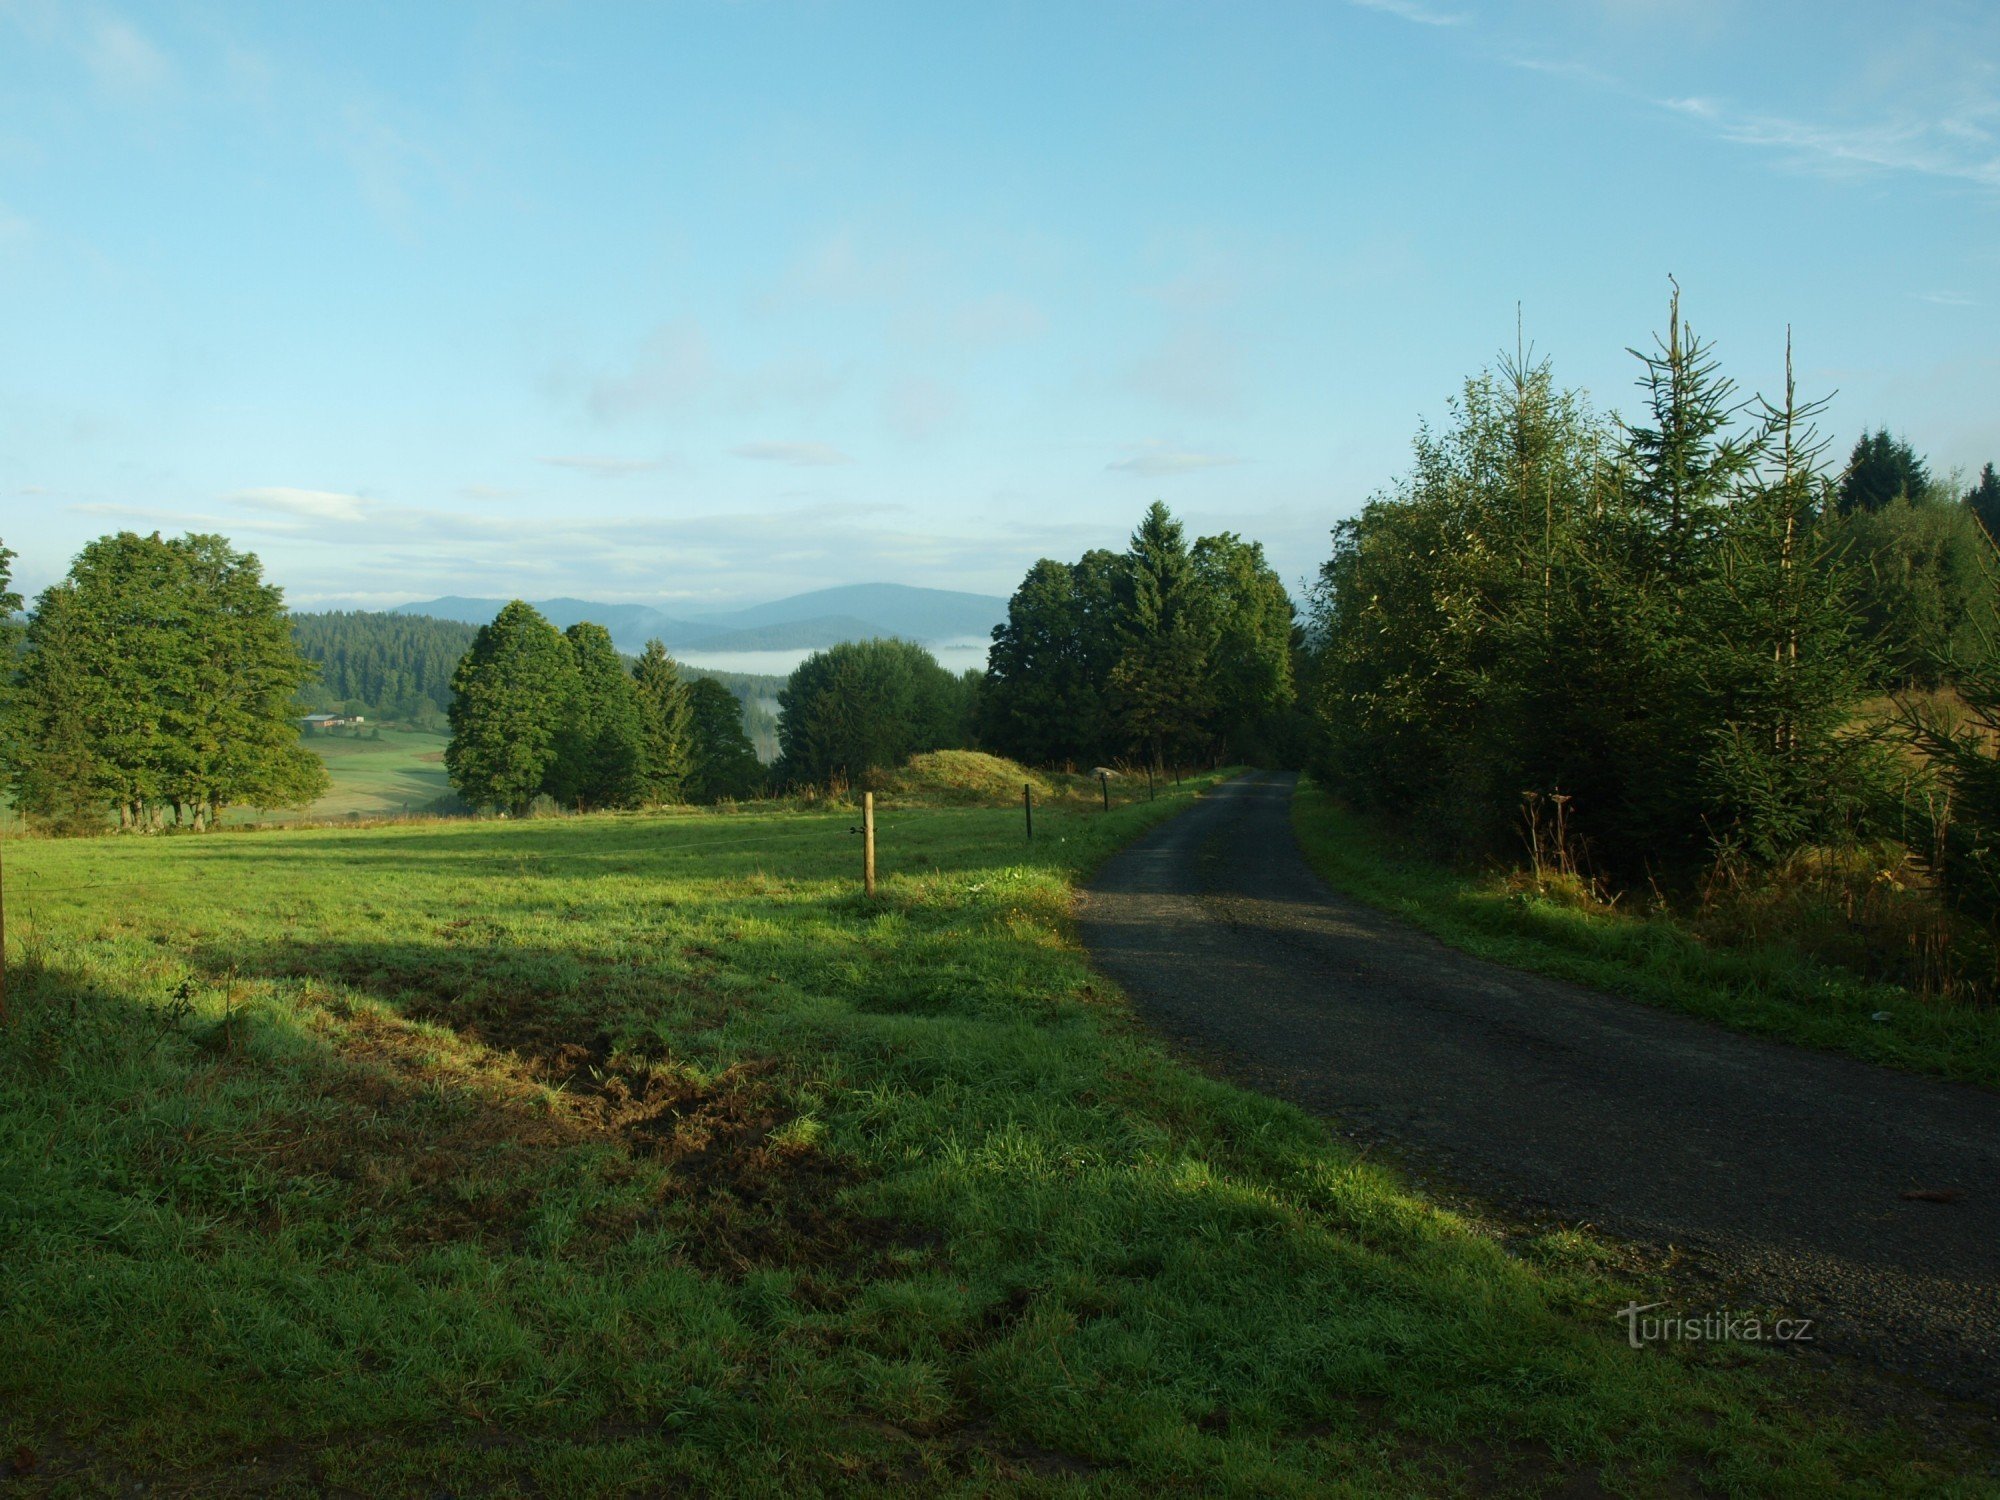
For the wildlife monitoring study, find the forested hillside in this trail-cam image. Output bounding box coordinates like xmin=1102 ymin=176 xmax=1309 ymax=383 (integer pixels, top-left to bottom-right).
xmin=291 ymin=611 xmax=479 ymax=728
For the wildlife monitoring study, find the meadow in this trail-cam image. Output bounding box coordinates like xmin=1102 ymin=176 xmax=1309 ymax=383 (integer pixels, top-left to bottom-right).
xmin=236 ymin=728 xmax=457 ymax=825
xmin=0 ymin=761 xmax=1980 ymax=1494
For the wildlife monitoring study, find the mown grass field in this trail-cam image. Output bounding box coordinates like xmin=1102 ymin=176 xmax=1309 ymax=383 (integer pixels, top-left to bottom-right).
xmin=0 ymin=764 xmax=1981 ymax=1494
xmin=234 ymin=728 xmax=456 ymax=826
xmin=1290 ymin=782 xmax=2000 ymax=1091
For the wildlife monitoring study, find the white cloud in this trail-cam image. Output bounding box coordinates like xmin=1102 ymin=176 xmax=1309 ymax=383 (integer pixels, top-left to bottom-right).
xmin=534 ymin=454 xmax=664 ymax=477
xmin=730 ymin=440 xmax=855 ymax=467
xmin=227 ymin=486 xmax=371 ymax=524
xmin=1662 ymin=94 xmax=2000 ymax=189
xmin=1914 ymin=291 xmax=1981 ymax=307
xmin=1107 ymin=446 xmax=1244 ymax=477
xmin=1346 ymin=0 xmax=1466 ymax=27
xmin=883 ymin=378 xmax=960 ymax=442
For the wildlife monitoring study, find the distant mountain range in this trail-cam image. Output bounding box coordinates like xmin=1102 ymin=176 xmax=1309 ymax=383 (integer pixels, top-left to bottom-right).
xmin=389 ymin=583 xmax=1008 ymax=655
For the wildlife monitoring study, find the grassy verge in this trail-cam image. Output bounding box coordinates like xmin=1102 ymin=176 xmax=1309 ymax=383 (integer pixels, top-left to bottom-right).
xmin=0 ymin=770 xmax=1982 ymax=1493
xmin=1292 ymin=781 xmax=2000 ymax=1092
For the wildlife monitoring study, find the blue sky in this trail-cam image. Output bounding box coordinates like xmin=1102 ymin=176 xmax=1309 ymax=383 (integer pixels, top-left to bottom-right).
xmin=2 ymin=0 xmax=1995 ymax=610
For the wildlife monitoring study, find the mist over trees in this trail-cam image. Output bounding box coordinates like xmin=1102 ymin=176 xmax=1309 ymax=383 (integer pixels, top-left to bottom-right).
xmin=980 ymin=503 xmax=1298 ymax=771
xmin=7 ymin=532 xmax=329 ymax=831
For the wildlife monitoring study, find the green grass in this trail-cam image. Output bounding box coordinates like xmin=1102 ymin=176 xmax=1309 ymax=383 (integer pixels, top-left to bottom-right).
xmin=236 ymin=727 xmax=455 ymax=825
xmin=0 ymin=771 xmax=1982 ymax=1494
xmin=1291 ymin=782 xmax=2000 ymax=1092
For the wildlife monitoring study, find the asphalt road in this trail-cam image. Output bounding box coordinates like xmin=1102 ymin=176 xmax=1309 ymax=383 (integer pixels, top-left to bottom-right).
xmin=1079 ymin=772 xmax=2000 ymax=1404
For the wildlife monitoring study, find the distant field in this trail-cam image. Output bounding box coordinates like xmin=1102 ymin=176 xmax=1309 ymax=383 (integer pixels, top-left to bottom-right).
xmin=0 ymin=762 xmax=1962 ymax=1494
xmin=235 ymin=728 xmax=456 ymax=825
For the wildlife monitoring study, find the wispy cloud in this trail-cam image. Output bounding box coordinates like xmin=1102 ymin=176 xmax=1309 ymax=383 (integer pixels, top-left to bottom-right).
xmin=1914 ymin=290 xmax=1982 ymax=307
xmin=731 ymin=440 xmax=855 ymax=467
xmin=1108 ymin=446 xmax=1244 ymax=478
xmin=1662 ymin=95 xmax=2000 ymax=190
xmin=227 ymin=486 xmax=370 ymax=523
xmin=1346 ymin=0 xmax=1467 ymax=27
xmin=534 ymin=454 xmax=665 ymax=477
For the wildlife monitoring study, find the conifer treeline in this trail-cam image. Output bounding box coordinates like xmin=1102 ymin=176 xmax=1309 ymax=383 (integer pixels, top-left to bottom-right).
xmin=290 ymin=611 xmax=478 ymax=727
xmin=1305 ymin=290 xmax=1998 ymax=881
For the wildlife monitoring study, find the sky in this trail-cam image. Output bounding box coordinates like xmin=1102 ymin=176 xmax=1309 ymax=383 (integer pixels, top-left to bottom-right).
xmin=1 ymin=0 xmax=1995 ymax=611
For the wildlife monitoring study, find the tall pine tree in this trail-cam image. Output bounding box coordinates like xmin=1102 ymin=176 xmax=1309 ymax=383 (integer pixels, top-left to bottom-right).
xmin=632 ymin=640 xmax=695 ymax=804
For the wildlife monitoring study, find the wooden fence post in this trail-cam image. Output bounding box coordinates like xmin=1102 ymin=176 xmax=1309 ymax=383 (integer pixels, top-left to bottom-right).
xmin=1023 ymin=783 xmax=1033 ymax=841
xmin=862 ymin=791 xmax=877 ymax=898
xmin=1100 ymin=771 xmax=1110 ymax=811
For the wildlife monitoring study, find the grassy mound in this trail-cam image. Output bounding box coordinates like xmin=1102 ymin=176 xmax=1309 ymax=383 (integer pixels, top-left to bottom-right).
xmin=868 ymin=750 xmax=1060 ymax=806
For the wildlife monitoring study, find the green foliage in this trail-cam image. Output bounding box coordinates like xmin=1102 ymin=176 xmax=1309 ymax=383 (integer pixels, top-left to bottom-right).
xmin=1309 ymin=295 xmax=1875 ymax=878
xmin=444 ymin=600 xmax=576 ymax=815
xmin=547 ymin=621 xmax=646 ymax=811
xmin=1826 ymin=497 xmax=1995 ymax=689
xmin=775 ymin=638 xmax=969 ymax=787
xmin=979 ymin=552 xmax=1125 ymax=767
xmin=1838 ymin=427 xmax=1932 ymax=514
xmin=685 ymin=676 xmax=764 ymax=802
xmin=8 ymin=532 xmax=327 ymax=830
xmin=1967 ymin=462 xmax=2000 ymax=539
xmin=290 ymin=610 xmax=478 ymax=729
xmin=632 ymin=640 xmax=695 ymax=804
xmin=981 ymin=506 xmax=1298 ymax=771
xmin=1901 ymin=657 xmax=2000 ymax=938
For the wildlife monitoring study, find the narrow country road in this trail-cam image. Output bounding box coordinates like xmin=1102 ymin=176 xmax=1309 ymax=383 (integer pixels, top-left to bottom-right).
xmin=1079 ymin=772 xmax=2000 ymax=1404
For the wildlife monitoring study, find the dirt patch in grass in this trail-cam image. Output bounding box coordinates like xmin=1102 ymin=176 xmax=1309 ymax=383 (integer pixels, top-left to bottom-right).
xmin=226 ymin=970 xmax=922 ymax=1277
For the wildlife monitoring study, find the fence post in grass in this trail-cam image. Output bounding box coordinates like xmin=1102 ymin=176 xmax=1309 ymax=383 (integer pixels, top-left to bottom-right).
xmin=1147 ymin=762 xmax=1156 ymax=801
xmin=1023 ymin=782 xmax=1033 ymax=842
xmin=862 ymin=791 xmax=877 ymax=898
xmin=1100 ymin=771 xmax=1110 ymax=811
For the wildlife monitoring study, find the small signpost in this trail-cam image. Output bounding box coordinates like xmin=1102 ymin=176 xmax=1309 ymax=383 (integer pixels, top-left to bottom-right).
xmin=1023 ymin=783 xmax=1033 ymax=842
xmin=1100 ymin=771 xmax=1110 ymax=811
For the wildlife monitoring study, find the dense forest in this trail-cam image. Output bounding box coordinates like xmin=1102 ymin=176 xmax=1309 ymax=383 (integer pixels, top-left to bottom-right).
xmin=291 ymin=611 xmax=477 ymax=728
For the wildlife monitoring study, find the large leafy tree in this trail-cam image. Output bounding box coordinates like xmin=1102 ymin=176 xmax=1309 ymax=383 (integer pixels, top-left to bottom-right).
xmin=632 ymin=640 xmax=695 ymax=804
xmin=685 ymin=677 xmax=764 ymax=802
xmin=1191 ymin=533 xmax=1296 ymax=763
xmin=547 ymin=621 xmax=646 ymax=810
xmin=445 ymin=600 xmax=576 ymax=815
xmin=9 ymin=532 xmax=326 ymax=830
xmin=979 ymin=551 xmax=1124 ymax=767
xmin=776 ymin=638 xmax=966 ymax=787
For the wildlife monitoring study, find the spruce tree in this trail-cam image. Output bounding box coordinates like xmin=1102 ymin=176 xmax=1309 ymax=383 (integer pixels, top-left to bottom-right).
xmin=632 ymin=640 xmax=695 ymax=804
xmin=1968 ymin=462 xmax=2000 ymax=540
xmin=686 ymin=677 xmax=764 ymax=801
xmin=445 ymin=601 xmax=575 ymax=815
xmin=1110 ymin=502 xmax=1217 ymax=769
xmin=548 ymin=621 xmax=645 ymax=810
